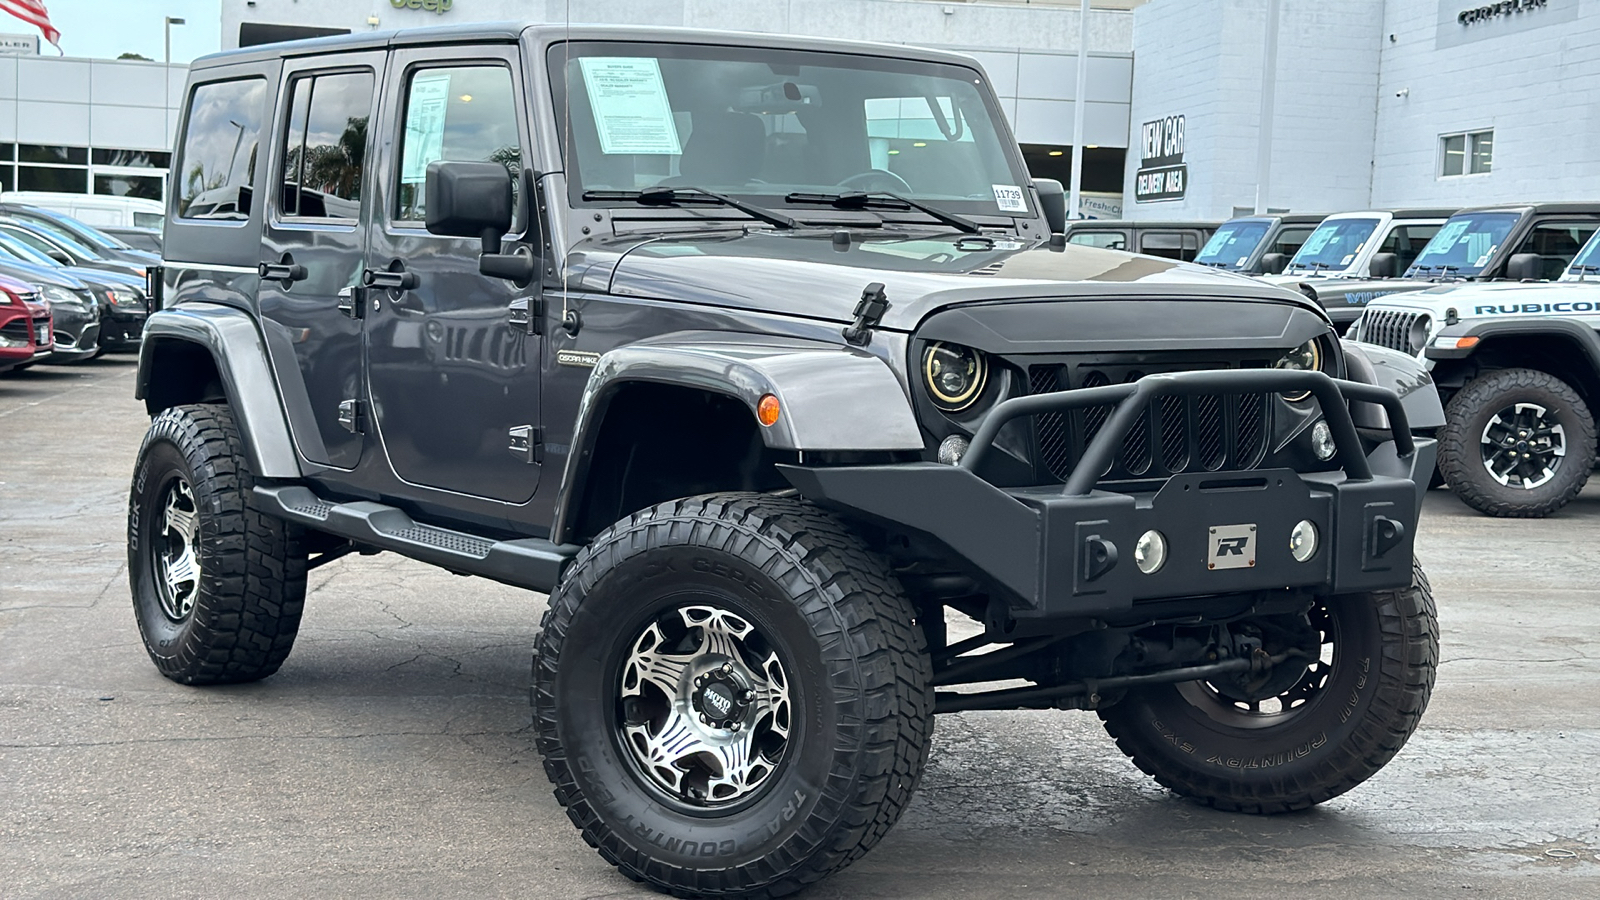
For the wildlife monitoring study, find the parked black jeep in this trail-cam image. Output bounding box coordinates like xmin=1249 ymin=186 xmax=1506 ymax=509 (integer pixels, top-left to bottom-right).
xmin=131 ymin=24 xmax=1443 ymax=899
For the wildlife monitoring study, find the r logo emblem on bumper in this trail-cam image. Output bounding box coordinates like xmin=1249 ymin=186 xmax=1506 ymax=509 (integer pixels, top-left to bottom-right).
xmin=1208 ymin=524 xmax=1256 ymax=570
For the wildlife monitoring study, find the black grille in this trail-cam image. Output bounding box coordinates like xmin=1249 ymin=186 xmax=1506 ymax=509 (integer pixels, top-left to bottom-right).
xmin=1357 ymin=308 xmax=1425 ymax=355
xmin=0 ymin=320 xmax=27 ymax=342
xmin=1026 ymin=364 xmax=1270 ymax=483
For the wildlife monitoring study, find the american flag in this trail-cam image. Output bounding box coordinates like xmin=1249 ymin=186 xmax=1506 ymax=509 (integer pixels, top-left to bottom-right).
xmin=0 ymin=0 xmax=58 ymax=49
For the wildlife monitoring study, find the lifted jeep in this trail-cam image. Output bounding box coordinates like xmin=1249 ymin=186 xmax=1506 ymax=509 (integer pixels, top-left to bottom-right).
xmin=131 ymin=24 xmax=1442 ymax=898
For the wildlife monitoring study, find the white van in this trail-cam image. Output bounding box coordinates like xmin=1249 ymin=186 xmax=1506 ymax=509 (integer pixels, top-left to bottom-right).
xmin=0 ymin=192 xmax=164 ymax=230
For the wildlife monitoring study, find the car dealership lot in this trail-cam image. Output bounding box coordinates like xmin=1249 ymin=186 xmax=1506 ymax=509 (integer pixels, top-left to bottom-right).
xmin=1 ymin=358 xmax=1597 ymax=900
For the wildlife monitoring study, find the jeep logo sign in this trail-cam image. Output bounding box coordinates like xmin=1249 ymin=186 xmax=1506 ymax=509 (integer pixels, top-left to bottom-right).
xmin=391 ymin=0 xmax=453 ymax=13
xmin=1134 ymin=115 xmax=1187 ymax=203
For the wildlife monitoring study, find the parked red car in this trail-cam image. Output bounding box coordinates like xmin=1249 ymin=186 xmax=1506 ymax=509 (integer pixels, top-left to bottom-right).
xmin=0 ymin=273 xmax=52 ymax=374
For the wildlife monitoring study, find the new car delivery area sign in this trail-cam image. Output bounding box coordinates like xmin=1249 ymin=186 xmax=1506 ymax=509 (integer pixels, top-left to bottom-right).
xmin=1135 ymin=114 xmax=1186 ymax=203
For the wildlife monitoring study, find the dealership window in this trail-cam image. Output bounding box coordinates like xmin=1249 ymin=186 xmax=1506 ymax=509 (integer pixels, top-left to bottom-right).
xmin=0 ymin=142 xmax=171 ymax=200
xmin=1441 ymin=130 xmax=1492 ymax=177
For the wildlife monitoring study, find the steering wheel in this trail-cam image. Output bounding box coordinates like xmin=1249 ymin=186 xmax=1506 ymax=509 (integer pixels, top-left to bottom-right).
xmin=837 ymin=169 xmax=913 ymax=194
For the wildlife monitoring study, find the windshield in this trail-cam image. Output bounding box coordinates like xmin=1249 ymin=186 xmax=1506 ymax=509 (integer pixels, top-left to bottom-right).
xmin=1288 ymin=217 xmax=1379 ymax=273
xmin=1406 ymin=212 xmax=1519 ymax=277
xmin=0 ymin=233 xmax=59 ymax=266
xmin=1563 ymin=230 xmax=1600 ymax=281
xmin=30 ymin=209 xmax=127 ymax=251
xmin=9 ymin=217 xmax=102 ymax=258
xmin=550 ymin=42 xmax=1031 ymax=221
xmin=1195 ymin=220 xmax=1269 ymax=269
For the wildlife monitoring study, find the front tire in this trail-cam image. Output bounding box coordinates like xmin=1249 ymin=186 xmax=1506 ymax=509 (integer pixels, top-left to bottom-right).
xmin=534 ymin=494 xmax=933 ymax=898
xmin=128 ymin=404 xmax=308 ymax=684
xmin=1438 ymin=368 xmax=1596 ymax=517
xmin=1098 ymin=563 xmax=1437 ymax=813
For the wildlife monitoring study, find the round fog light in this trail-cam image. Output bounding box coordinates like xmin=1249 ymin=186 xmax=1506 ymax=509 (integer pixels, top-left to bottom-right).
xmin=938 ymin=434 xmax=970 ymax=466
xmin=1290 ymin=520 xmax=1318 ymax=562
xmin=1311 ymin=420 xmax=1336 ymax=461
xmin=1134 ymin=529 xmax=1168 ymax=574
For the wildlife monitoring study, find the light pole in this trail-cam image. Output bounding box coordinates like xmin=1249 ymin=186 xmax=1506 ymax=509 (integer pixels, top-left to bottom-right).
xmin=164 ymin=16 xmax=186 ymax=66
xmin=1066 ymin=0 xmax=1090 ymax=221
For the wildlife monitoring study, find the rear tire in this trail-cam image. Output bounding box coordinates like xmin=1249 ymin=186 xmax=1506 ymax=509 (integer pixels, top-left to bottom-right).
xmin=1098 ymin=563 xmax=1437 ymax=813
xmin=1438 ymin=368 xmax=1595 ymax=517
xmin=127 ymin=404 xmax=308 ymax=684
xmin=534 ymin=493 xmax=932 ymax=898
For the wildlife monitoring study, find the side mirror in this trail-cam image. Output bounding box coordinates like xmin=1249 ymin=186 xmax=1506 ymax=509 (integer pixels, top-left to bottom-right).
xmin=1260 ymin=252 xmax=1289 ymax=275
xmin=1368 ymin=252 xmax=1399 ymax=279
xmin=425 ymin=160 xmax=535 ymax=284
xmin=426 ymin=160 xmax=513 ymax=253
xmin=1506 ymin=252 xmax=1544 ymax=282
xmin=1033 ymin=178 xmax=1067 ymax=234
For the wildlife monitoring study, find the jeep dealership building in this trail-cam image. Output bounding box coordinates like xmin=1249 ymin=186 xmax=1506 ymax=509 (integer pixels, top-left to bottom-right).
xmin=1125 ymin=0 xmax=1600 ymax=219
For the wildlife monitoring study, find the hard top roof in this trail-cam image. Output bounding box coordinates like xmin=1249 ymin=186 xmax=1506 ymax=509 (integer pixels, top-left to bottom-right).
xmin=1448 ymin=201 xmax=1600 ymax=216
xmin=1063 ymin=220 xmax=1222 ymax=230
xmin=190 ymin=22 xmax=983 ymax=71
xmin=1222 ymin=213 xmax=1326 ymax=225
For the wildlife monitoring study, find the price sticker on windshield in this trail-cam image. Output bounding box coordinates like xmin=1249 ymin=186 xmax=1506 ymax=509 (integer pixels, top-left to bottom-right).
xmin=992 ymin=184 xmax=1028 ymax=213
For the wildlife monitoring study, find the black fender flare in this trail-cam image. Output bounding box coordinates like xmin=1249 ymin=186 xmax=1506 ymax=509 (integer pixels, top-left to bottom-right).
xmin=1426 ymin=316 xmax=1600 ymax=370
xmin=136 ymin=304 xmax=302 ymax=479
xmin=550 ymin=332 xmax=923 ymax=543
xmin=1342 ymin=339 xmax=1446 ymax=431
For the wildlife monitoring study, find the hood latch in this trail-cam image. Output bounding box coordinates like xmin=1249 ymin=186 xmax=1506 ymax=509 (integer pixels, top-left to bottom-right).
xmin=842 ymin=282 xmax=889 ymax=347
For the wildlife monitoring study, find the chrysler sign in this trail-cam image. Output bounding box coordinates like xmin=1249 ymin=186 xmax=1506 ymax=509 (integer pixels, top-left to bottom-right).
xmin=1458 ymin=0 xmax=1546 ymax=24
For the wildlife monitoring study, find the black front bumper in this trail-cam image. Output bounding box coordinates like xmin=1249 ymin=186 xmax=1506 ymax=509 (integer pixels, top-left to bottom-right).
xmin=100 ymin=308 xmax=146 ymax=346
xmin=781 ymin=369 xmax=1432 ymax=621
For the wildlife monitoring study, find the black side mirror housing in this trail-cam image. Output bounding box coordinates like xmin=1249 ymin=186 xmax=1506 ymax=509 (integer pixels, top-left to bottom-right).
xmin=1259 ymin=252 xmax=1289 ymax=275
xmin=426 ymin=160 xmax=513 ymax=253
xmin=1033 ymin=178 xmax=1067 ymax=234
xmin=1368 ymin=252 xmax=1398 ymax=279
xmin=1506 ymin=252 xmax=1544 ymax=282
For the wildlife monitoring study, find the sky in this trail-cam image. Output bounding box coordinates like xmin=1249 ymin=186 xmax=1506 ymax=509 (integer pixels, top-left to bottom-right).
xmin=12 ymin=0 xmax=222 ymax=63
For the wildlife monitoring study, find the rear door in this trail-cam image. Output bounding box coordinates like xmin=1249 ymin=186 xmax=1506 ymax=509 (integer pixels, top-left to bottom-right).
xmin=362 ymin=43 xmax=543 ymax=503
xmin=257 ymin=52 xmax=384 ymax=470
xmin=1137 ymin=229 xmax=1200 ymax=261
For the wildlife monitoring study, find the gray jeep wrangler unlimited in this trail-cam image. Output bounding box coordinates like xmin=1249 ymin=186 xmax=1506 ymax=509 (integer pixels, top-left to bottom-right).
xmin=130 ymin=24 xmax=1443 ymax=898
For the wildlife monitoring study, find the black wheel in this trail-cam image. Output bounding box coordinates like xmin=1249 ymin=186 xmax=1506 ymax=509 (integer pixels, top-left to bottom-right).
xmin=1098 ymin=563 xmax=1437 ymax=813
xmin=127 ymin=404 xmax=308 ymax=684
xmin=1438 ymin=368 xmax=1596 ymax=517
xmin=534 ymin=493 xmax=932 ymax=898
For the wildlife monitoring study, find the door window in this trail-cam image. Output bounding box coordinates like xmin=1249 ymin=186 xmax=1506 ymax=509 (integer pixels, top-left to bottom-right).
xmin=1067 ymin=230 xmax=1127 ymax=250
xmin=278 ymin=70 xmax=374 ymax=220
xmin=1269 ymin=226 xmax=1314 ymax=258
xmin=1512 ymin=222 xmax=1600 ymax=280
xmin=1138 ymin=230 xmax=1199 ymax=261
xmin=394 ymin=64 xmax=521 ymax=225
xmin=1379 ymin=224 xmax=1441 ymax=270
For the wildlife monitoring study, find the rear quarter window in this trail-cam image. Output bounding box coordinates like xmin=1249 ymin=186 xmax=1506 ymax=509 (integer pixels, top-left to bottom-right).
xmin=175 ymin=77 xmax=269 ymax=220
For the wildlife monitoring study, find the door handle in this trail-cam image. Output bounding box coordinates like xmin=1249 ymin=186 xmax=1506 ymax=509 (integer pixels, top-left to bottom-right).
xmin=363 ymin=266 xmax=420 ymax=291
xmin=259 ymin=253 xmax=307 ymax=284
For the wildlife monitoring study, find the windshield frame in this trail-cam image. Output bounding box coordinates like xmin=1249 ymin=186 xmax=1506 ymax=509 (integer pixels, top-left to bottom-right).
xmin=1405 ymin=211 xmax=1520 ymax=278
xmin=545 ymin=39 xmax=1036 ymax=225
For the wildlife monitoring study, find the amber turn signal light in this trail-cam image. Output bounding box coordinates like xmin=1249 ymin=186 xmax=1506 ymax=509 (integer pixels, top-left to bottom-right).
xmin=757 ymin=393 xmax=781 ymax=426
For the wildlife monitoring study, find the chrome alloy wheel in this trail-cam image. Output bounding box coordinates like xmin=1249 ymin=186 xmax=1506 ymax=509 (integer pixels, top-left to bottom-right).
xmin=1480 ymin=402 xmax=1567 ymax=489
xmin=617 ymin=604 xmax=792 ymax=808
xmin=154 ymin=477 xmax=201 ymax=621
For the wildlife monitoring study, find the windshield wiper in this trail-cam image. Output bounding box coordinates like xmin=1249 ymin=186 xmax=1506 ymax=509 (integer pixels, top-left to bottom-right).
xmin=784 ymin=191 xmax=982 ymax=235
xmin=583 ymin=186 xmax=799 ymax=230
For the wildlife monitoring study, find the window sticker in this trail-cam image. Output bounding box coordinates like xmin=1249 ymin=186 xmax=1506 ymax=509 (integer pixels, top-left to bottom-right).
xmin=1237 ymin=256 xmax=1248 ymax=266
xmin=1434 ymin=219 xmax=1470 ymax=248
xmin=1340 ymin=254 xmax=1355 ymax=266
xmin=1476 ymin=255 xmax=1490 ymax=267
xmin=1301 ymin=226 xmax=1335 ymax=256
xmin=400 ymin=71 xmax=452 ymax=185
xmin=579 ymin=57 xmax=682 ymax=155
xmin=991 ymin=184 xmax=1027 ymax=212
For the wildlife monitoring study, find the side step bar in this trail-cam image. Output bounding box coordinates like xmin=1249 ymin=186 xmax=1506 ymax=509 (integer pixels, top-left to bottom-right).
xmin=253 ymin=484 xmax=580 ymax=594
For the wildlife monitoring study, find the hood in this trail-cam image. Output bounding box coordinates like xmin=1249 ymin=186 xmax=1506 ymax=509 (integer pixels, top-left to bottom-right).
xmin=586 ymin=230 xmax=1323 ymax=332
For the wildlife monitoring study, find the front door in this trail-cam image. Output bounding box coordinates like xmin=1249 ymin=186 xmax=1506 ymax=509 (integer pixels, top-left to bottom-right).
xmin=363 ymin=46 xmax=543 ymax=503
xmin=258 ymin=52 xmax=385 ymax=469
